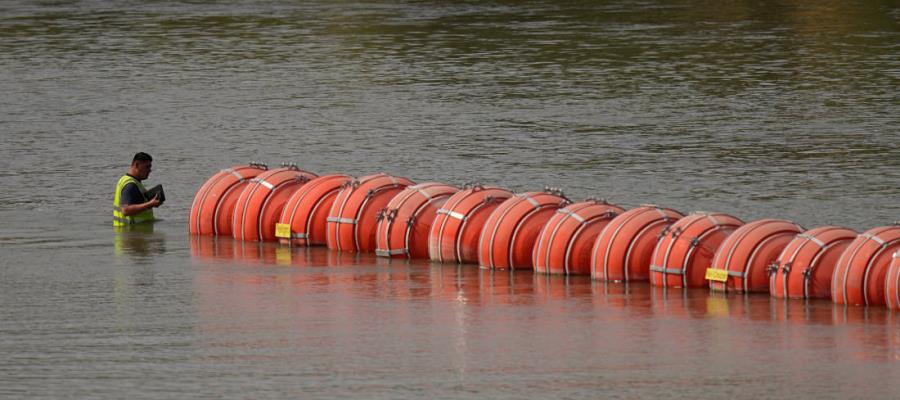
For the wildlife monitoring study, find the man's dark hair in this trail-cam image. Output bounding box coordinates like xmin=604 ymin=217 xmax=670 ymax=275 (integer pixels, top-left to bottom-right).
xmin=132 ymin=152 xmax=153 ymax=164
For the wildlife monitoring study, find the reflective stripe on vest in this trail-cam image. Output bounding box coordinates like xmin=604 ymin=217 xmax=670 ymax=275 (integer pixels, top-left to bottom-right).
xmin=113 ymin=175 xmax=154 ymax=226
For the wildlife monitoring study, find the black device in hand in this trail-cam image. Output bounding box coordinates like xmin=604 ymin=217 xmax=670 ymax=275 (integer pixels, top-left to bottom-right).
xmin=145 ymin=185 xmax=166 ymax=204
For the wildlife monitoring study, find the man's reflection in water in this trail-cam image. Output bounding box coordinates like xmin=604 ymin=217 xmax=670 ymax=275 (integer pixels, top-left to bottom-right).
xmin=113 ymin=222 xmax=166 ymax=264
xmin=112 ymin=223 xmax=168 ymax=330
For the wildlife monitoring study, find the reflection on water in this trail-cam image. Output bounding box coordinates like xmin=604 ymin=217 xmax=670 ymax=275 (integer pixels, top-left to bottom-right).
xmin=189 ymin=236 xmax=900 ymax=367
xmin=113 ymin=223 xmax=166 ymax=263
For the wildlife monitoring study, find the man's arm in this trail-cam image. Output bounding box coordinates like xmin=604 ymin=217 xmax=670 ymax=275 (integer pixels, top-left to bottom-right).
xmin=121 ymin=196 xmax=160 ymax=216
xmin=120 ymin=183 xmax=160 ymax=216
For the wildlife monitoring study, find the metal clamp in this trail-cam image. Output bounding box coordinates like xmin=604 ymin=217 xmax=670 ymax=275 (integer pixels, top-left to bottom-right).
xmin=249 ymin=161 xmax=269 ymax=170
xmin=584 ymin=197 xmax=608 ymax=205
xmin=463 ymin=182 xmax=484 ymax=191
xmin=280 ymin=162 xmax=299 ymax=170
xmin=543 ymin=186 xmax=566 ymax=199
xmin=376 ymin=208 xmax=397 ymax=222
xmin=658 ymin=225 xmax=671 ymax=239
xmin=386 ymin=209 xmax=397 ymax=221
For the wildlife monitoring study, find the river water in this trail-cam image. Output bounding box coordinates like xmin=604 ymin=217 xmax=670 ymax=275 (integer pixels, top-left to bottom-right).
xmin=1 ymin=0 xmax=899 ymax=398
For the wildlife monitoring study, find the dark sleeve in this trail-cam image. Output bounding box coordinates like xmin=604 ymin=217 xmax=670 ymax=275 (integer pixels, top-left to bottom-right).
xmin=120 ymin=183 xmax=146 ymax=206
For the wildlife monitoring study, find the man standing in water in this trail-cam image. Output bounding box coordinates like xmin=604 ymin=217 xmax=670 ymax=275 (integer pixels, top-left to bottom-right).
xmin=113 ymin=152 xmax=162 ymax=227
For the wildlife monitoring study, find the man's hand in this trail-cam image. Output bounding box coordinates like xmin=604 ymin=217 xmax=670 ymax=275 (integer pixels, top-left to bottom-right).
xmin=148 ymin=194 xmax=162 ymax=208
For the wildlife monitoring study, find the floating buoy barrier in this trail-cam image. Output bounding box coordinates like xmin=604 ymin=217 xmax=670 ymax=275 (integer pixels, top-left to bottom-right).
xmin=189 ymin=163 xmax=268 ymax=236
xmin=326 ymin=173 xmax=415 ymax=253
xmin=276 ymin=174 xmax=352 ymax=247
xmin=189 ymin=163 xmax=900 ymax=310
xmin=769 ymin=226 xmax=857 ymax=299
xmin=706 ymin=219 xmax=804 ymax=293
xmin=231 ymin=165 xmax=317 ymax=242
xmin=478 ymin=189 xmax=570 ymax=270
xmin=650 ymin=212 xmax=743 ymax=288
xmin=428 ymin=185 xmax=513 ymax=264
xmin=591 ymin=205 xmax=683 ymax=282
xmin=831 ymin=225 xmax=900 ymax=306
xmin=885 ymin=252 xmax=900 ymax=310
xmin=533 ymin=199 xmax=624 ymax=275
xmin=375 ymin=182 xmax=459 ymax=259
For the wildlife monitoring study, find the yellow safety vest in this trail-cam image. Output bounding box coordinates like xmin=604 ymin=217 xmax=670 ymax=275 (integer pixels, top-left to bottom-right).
xmin=113 ymin=175 xmax=155 ymax=227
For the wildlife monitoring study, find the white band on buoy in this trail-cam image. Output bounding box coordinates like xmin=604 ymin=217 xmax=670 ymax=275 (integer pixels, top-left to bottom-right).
xmin=257 ymin=179 xmax=274 ymax=190
xmin=225 ymin=168 xmax=244 ymax=180
xmin=862 ymin=233 xmax=885 ymax=245
xmin=436 ymin=209 xmax=467 ymax=221
xmin=416 ymin=187 xmax=433 ymax=200
xmin=649 ymin=265 xmax=683 ymax=275
xmin=797 ymin=234 xmax=826 ymax=248
xmin=327 ymin=217 xmax=357 ymax=224
xmin=557 ymin=208 xmax=586 ymax=223
xmin=516 ymin=193 xmax=540 ymax=207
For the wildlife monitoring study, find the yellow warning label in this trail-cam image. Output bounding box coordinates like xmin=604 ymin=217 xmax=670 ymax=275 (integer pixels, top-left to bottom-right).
xmin=275 ymin=223 xmax=292 ymax=239
xmin=705 ymin=268 xmax=729 ymax=282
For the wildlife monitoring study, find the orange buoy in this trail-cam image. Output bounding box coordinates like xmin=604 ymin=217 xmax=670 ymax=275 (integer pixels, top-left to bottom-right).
xmin=428 ymin=185 xmax=513 ymax=264
xmin=189 ymin=163 xmax=268 ymax=236
xmin=231 ymin=165 xmax=317 ymax=242
xmin=649 ymin=212 xmax=743 ymax=288
xmin=591 ymin=205 xmax=684 ymax=282
xmin=831 ymin=225 xmax=900 ymax=306
xmin=277 ymin=174 xmax=352 ymax=247
xmin=769 ymin=226 xmax=857 ymax=299
xmin=532 ymin=200 xmax=625 ymax=275
xmin=326 ymin=173 xmax=415 ymax=253
xmin=707 ymin=219 xmax=803 ymax=293
xmin=478 ymin=190 xmax=570 ymax=270
xmin=885 ymin=252 xmax=900 ymax=310
xmin=375 ymin=182 xmax=459 ymax=258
